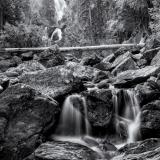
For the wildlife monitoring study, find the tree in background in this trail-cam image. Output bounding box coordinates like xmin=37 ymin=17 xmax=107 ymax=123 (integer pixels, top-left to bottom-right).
xmin=149 ymin=0 xmax=160 ymax=41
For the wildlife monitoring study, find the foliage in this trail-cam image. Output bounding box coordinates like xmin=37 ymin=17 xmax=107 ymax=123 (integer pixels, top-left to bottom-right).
xmin=63 ymin=0 xmax=116 ymax=46
xmin=3 ymin=23 xmax=44 ymax=47
xmin=149 ymin=0 xmax=160 ymax=40
xmin=114 ymin=0 xmax=150 ymax=42
xmin=0 ymin=0 xmax=30 ymax=25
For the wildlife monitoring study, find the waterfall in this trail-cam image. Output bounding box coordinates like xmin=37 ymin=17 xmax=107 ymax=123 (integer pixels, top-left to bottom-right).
xmin=55 ymin=94 xmax=91 ymax=137
xmin=113 ymin=89 xmax=141 ymax=144
xmin=54 ymin=0 xmax=67 ymax=22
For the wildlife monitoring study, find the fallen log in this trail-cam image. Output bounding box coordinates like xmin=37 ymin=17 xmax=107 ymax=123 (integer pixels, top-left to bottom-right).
xmin=0 ymin=43 xmax=145 ymax=53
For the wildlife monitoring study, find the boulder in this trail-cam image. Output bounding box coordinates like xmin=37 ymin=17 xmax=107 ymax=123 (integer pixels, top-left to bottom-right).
xmin=21 ymin=52 xmax=33 ymax=61
xmin=93 ymin=62 xmax=112 ymax=71
xmin=137 ymin=59 xmax=147 ymax=68
xmin=136 ymin=82 xmax=160 ymax=106
xmin=6 ymin=60 xmax=46 ymax=76
xmin=114 ymin=66 xmax=160 ymax=88
xmin=0 ymin=73 xmax=10 ymax=93
xmin=113 ymin=138 xmax=160 ymax=160
xmin=39 ymin=47 xmax=65 ymax=68
xmin=96 ymin=79 xmax=110 ymax=89
xmin=19 ymin=62 xmax=101 ymax=99
xmin=131 ymin=53 xmax=143 ymax=61
xmin=82 ymin=89 xmax=113 ymax=134
xmin=102 ymin=54 xmax=115 ymax=63
xmin=0 ymin=59 xmax=16 ymax=72
xmin=141 ymin=100 xmax=160 ymax=139
xmin=151 ymin=50 xmax=160 ymax=66
xmin=25 ymin=141 xmax=101 ymax=160
xmin=80 ymin=54 xmax=102 ymax=67
xmin=112 ymin=57 xmax=138 ymax=76
xmin=0 ymin=84 xmax=59 ymax=160
xmin=111 ymin=51 xmax=131 ymax=69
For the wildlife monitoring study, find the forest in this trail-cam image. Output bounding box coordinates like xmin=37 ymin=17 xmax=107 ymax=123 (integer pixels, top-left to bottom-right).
xmin=1 ymin=0 xmax=160 ymax=160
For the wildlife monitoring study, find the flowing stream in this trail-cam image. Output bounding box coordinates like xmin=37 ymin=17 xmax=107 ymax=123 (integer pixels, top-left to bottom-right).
xmin=54 ymin=94 xmax=104 ymax=158
xmin=112 ymin=89 xmax=141 ymax=145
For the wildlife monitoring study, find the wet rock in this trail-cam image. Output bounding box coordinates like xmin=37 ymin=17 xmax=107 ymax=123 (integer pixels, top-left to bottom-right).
xmin=39 ymin=47 xmax=65 ymax=68
xmin=151 ymin=50 xmax=160 ymax=66
xmin=141 ymin=101 xmax=160 ymax=139
xmin=136 ymin=83 xmax=160 ymax=106
xmin=12 ymin=56 xmax=22 ymax=65
xmin=6 ymin=60 xmax=46 ymax=76
xmin=21 ymin=52 xmax=33 ymax=61
xmin=20 ymin=62 xmax=101 ymax=99
xmin=0 ymin=84 xmax=59 ymax=160
xmin=137 ymin=59 xmax=147 ymax=68
xmin=25 ymin=141 xmax=101 ymax=160
xmin=113 ymin=138 xmax=160 ymax=160
xmin=83 ymin=89 xmax=113 ymax=133
xmin=0 ymin=73 xmax=10 ymax=93
xmin=80 ymin=54 xmax=102 ymax=67
xmin=132 ymin=53 xmax=143 ymax=61
xmin=114 ymin=66 xmax=160 ymax=88
xmin=92 ymin=70 xmax=109 ymax=83
xmin=111 ymin=51 xmax=131 ymax=69
xmin=112 ymin=57 xmax=138 ymax=76
xmin=0 ymin=59 xmax=16 ymax=72
xmin=96 ymin=79 xmax=110 ymax=89
xmin=102 ymin=54 xmax=115 ymax=63
xmin=93 ymin=62 xmax=112 ymax=71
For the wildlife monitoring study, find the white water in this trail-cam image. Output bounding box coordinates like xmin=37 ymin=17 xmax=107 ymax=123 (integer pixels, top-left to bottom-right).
xmin=113 ymin=89 xmax=141 ymax=144
xmin=54 ymin=94 xmax=104 ymax=158
xmin=56 ymin=94 xmax=91 ymax=136
xmin=54 ymin=0 xmax=67 ymax=22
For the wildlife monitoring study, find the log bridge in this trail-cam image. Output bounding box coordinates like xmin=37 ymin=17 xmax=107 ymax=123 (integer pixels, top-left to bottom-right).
xmin=0 ymin=43 xmax=145 ymax=53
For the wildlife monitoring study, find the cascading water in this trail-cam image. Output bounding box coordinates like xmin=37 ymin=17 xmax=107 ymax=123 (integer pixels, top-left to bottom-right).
xmin=54 ymin=0 xmax=67 ymax=22
xmin=55 ymin=94 xmax=91 ymax=137
xmin=113 ymin=89 xmax=141 ymax=144
xmin=54 ymin=94 xmax=104 ymax=158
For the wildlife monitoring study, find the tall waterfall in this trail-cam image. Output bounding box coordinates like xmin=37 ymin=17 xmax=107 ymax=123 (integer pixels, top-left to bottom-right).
xmin=113 ymin=89 xmax=141 ymax=143
xmin=55 ymin=94 xmax=91 ymax=137
xmin=54 ymin=0 xmax=67 ymax=22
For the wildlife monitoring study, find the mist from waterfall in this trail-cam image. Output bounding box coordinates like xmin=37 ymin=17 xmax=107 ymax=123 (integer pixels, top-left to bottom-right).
xmin=54 ymin=0 xmax=67 ymax=22
xmin=113 ymin=89 xmax=141 ymax=144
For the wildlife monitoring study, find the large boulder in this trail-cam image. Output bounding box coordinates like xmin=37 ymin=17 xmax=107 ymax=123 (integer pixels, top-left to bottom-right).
xmin=136 ymin=81 xmax=160 ymax=106
xmin=80 ymin=54 xmax=102 ymax=67
xmin=6 ymin=60 xmax=46 ymax=77
xmin=112 ymin=57 xmax=138 ymax=76
xmin=151 ymin=50 xmax=160 ymax=66
xmin=0 ymin=84 xmax=59 ymax=160
xmin=141 ymin=100 xmax=160 ymax=139
xmin=82 ymin=89 xmax=113 ymax=134
xmin=24 ymin=141 xmax=101 ymax=160
xmin=19 ymin=62 xmax=102 ymax=99
xmin=0 ymin=59 xmax=17 ymax=72
xmin=114 ymin=66 xmax=160 ymax=88
xmin=39 ymin=47 xmax=65 ymax=68
xmin=111 ymin=51 xmax=131 ymax=69
xmin=113 ymin=138 xmax=160 ymax=160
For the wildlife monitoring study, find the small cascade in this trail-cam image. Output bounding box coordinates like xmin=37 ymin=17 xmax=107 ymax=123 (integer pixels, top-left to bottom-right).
xmin=55 ymin=94 xmax=91 ymax=137
xmin=54 ymin=0 xmax=67 ymax=22
xmin=113 ymin=89 xmax=141 ymax=144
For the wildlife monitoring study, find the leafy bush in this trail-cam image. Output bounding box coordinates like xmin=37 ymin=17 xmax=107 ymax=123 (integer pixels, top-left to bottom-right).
xmin=3 ymin=23 xmax=44 ymax=47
